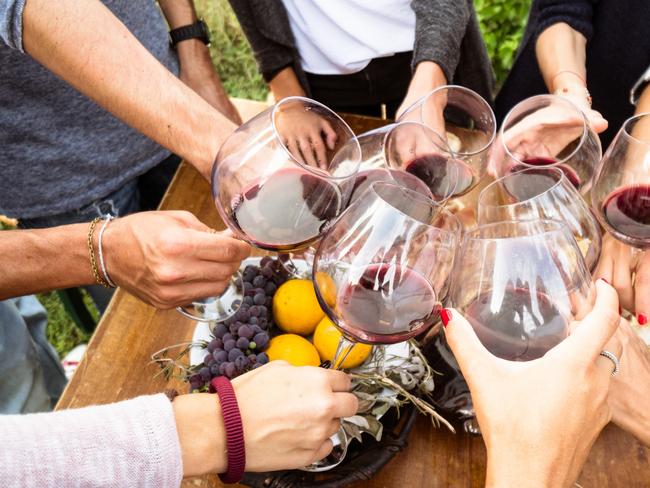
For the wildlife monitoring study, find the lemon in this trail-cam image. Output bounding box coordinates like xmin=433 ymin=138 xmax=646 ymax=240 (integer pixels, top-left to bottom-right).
xmin=273 ymin=279 xmax=325 ymax=335
xmin=266 ymin=334 xmax=321 ymax=367
xmin=314 ymin=271 xmax=337 ymax=307
xmin=313 ymin=317 xmax=372 ymax=369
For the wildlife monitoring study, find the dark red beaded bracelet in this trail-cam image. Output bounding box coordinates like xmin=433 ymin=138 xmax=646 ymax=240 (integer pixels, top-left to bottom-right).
xmin=210 ymin=376 xmax=246 ymax=484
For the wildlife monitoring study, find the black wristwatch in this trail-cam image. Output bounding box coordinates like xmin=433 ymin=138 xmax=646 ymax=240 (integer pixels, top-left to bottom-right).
xmin=169 ymin=19 xmax=211 ymax=49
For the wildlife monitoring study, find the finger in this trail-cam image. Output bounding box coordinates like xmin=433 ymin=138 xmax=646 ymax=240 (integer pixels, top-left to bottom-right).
xmin=595 ymin=333 xmax=623 ymax=377
xmin=311 ymin=439 xmax=334 ymax=463
xmin=321 ymin=120 xmax=338 ymax=150
xmin=326 ymin=419 xmax=342 ymax=438
xmin=310 ymin=134 xmax=329 ymax=169
xmin=442 ymin=308 xmax=495 ymax=386
xmin=298 ymin=137 xmax=319 ymax=167
xmin=184 ymin=262 xmax=241 ymax=284
xmin=332 ymin=392 xmax=358 ymax=418
xmin=326 ymin=369 xmax=352 ymax=392
xmin=184 ymin=230 xmax=251 ymax=262
xmin=286 ymin=138 xmax=304 ymax=165
xmin=559 ymin=279 xmax=620 ymax=363
xmin=635 ymin=250 xmax=650 ymax=323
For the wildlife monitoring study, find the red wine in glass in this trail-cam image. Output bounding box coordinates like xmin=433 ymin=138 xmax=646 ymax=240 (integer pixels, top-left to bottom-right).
xmin=464 ymin=287 xmax=568 ymax=361
xmin=350 ymin=168 xmax=431 ymax=203
xmin=229 ymin=167 xmax=341 ymax=252
xmin=335 ymin=263 xmax=440 ymax=344
xmin=602 ymin=184 xmax=650 ymax=241
xmin=511 ymin=157 xmax=581 ymax=189
xmin=501 ymin=167 xmax=560 ymax=201
xmin=405 ymin=154 xmax=475 ymax=199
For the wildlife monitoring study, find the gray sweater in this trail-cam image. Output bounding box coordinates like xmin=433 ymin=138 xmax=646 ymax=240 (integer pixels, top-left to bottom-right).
xmin=0 ymin=0 xmax=178 ymax=219
xmin=229 ymin=0 xmax=494 ymax=102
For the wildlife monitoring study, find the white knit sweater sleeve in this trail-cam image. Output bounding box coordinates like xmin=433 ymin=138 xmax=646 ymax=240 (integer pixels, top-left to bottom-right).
xmin=0 ymin=394 xmax=183 ymax=488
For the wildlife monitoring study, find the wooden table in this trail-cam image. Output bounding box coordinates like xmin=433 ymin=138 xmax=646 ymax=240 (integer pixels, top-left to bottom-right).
xmin=57 ymin=100 xmax=649 ymax=487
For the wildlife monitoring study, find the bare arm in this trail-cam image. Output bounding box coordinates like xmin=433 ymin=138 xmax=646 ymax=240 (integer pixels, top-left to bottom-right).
xmin=268 ymin=66 xmax=307 ymax=101
xmin=21 ymin=0 xmax=236 ymax=179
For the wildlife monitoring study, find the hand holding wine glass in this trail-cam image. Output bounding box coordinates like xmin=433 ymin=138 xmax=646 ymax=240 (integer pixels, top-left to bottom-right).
xmin=442 ymin=279 xmax=621 ymax=487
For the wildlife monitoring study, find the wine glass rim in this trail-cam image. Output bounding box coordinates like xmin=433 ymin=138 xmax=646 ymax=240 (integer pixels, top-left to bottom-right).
xmin=622 ymin=112 xmax=650 ymax=147
xmin=500 ymin=94 xmax=589 ymax=167
xmin=464 ymin=219 xmax=570 ymax=241
xmin=478 ymin=167 xmax=566 ymax=209
xmin=367 ymin=180 xmax=461 ymax=233
xmin=271 ymin=96 xmax=361 ymax=180
xmin=420 ymin=84 xmax=497 ymax=157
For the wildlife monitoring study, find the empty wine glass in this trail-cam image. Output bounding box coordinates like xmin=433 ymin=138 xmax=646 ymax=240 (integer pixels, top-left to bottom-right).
xmin=450 ymin=219 xmax=594 ymax=361
xmin=478 ymin=167 xmax=602 ymax=271
xmin=398 ymin=85 xmax=496 ymax=197
xmin=177 ymin=97 xmax=361 ymax=322
xmin=350 ymin=121 xmax=458 ymax=203
xmin=592 ymin=113 xmax=650 ymax=249
xmin=306 ymin=181 xmax=462 ymax=471
xmin=493 ymin=95 xmax=602 ymax=194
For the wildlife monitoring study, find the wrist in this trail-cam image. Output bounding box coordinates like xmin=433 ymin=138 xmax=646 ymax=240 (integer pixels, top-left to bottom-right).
xmin=486 ymin=448 xmax=570 ymax=488
xmin=410 ymin=61 xmax=447 ymax=91
xmin=173 ymin=393 xmax=227 ymax=477
xmin=177 ymin=40 xmax=214 ymax=74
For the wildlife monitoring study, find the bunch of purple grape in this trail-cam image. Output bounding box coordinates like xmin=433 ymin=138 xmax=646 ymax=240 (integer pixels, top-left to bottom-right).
xmin=189 ymin=256 xmax=290 ymax=389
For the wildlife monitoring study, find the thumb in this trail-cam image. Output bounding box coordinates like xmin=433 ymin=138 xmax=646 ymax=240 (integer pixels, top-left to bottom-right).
xmin=442 ymin=308 xmax=495 ymax=386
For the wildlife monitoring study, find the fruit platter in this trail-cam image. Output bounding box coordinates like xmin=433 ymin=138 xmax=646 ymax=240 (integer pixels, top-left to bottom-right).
xmin=154 ymin=255 xmax=452 ymax=487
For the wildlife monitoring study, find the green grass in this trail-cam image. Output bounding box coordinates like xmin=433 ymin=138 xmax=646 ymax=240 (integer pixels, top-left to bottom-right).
xmin=40 ymin=291 xmax=96 ymax=358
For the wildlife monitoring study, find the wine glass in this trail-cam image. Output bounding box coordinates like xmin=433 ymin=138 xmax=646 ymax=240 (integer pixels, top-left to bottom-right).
xmin=450 ymin=219 xmax=594 ymax=362
xmin=350 ymin=121 xmax=458 ymax=203
xmin=592 ymin=113 xmax=650 ymax=249
xmin=177 ymin=97 xmax=361 ymax=322
xmin=304 ymin=181 xmax=461 ymax=471
xmin=478 ymin=167 xmax=602 ymax=271
xmin=398 ymin=85 xmax=496 ymax=197
xmin=493 ymin=95 xmax=602 ymax=194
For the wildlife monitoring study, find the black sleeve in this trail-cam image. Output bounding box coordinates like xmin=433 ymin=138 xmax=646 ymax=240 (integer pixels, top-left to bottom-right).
xmin=534 ymin=0 xmax=599 ymax=41
xmin=228 ymin=0 xmax=296 ymax=82
xmin=410 ymin=0 xmax=471 ymax=82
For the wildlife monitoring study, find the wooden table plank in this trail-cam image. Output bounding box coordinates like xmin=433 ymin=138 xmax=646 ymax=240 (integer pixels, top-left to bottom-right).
xmin=56 ymin=101 xmax=649 ymax=487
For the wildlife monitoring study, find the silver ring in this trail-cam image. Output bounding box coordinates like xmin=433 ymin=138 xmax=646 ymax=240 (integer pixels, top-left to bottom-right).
xmin=599 ymin=350 xmax=620 ymax=376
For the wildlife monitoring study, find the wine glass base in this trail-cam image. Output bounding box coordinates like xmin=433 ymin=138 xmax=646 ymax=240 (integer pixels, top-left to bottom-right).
xmin=176 ymin=273 xmax=244 ymax=323
xmin=299 ymin=428 xmax=349 ymax=472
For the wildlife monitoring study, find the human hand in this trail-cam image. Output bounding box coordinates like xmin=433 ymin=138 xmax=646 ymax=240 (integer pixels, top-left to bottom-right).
xmin=608 ymin=317 xmax=650 ymax=446
xmin=594 ymin=232 xmax=650 ymax=324
xmin=178 ymin=41 xmax=242 ymax=124
xmin=103 ymin=210 xmax=250 ymax=309
xmin=443 ymin=279 xmax=621 ymax=487
xmin=275 ymin=104 xmax=338 ymax=169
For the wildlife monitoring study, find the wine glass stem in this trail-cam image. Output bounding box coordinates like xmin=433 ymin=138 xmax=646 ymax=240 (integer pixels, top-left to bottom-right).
xmin=331 ymin=336 xmax=356 ymax=370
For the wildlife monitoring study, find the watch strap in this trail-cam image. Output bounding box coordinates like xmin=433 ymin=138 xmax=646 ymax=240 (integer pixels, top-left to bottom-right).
xmin=169 ymin=19 xmax=210 ymax=48
xmin=210 ymin=376 xmax=246 ymax=484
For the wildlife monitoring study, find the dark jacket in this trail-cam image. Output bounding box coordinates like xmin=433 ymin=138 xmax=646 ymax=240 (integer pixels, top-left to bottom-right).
xmin=496 ymin=0 xmax=650 ymax=148
xmin=229 ymin=0 xmax=495 ymax=103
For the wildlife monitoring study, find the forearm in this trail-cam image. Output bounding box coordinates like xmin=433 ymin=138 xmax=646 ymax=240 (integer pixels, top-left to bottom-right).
xmin=0 ymin=224 xmax=93 ymax=299
xmin=268 ymin=66 xmax=307 ymax=101
xmin=486 ymin=448 xmax=573 ymax=488
xmin=536 ymin=23 xmax=587 ymax=94
xmin=408 ymin=61 xmax=448 ymax=95
xmin=22 ymin=0 xmax=235 ymax=179
xmin=158 ymin=0 xmax=210 ymax=71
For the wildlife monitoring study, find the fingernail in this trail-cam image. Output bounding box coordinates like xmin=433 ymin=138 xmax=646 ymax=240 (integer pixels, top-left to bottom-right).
xmin=638 ymin=313 xmax=648 ymax=326
xmin=599 ymin=278 xmax=610 ymax=285
xmin=440 ymin=308 xmax=452 ymax=327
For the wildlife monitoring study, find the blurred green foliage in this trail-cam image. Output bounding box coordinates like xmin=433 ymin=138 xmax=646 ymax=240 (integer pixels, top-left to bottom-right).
xmin=475 ymin=0 xmax=532 ymax=87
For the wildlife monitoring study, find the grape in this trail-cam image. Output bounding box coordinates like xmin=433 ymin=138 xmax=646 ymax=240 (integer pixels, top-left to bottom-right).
xmin=260 ymin=256 xmax=273 ymax=268
xmin=254 ymin=293 xmax=266 ymax=305
xmin=208 ymin=338 xmax=222 ymax=353
xmin=243 ymin=296 xmax=254 ymax=306
xmin=225 ymin=362 xmax=237 ymax=378
xmin=243 ymin=281 xmax=253 ymax=293
xmin=204 ymin=354 xmax=215 ymax=367
xmin=231 ymin=299 xmax=241 ymax=308
xmin=251 ymin=324 xmax=263 ymax=335
xmin=228 ymin=348 xmax=244 ymax=362
xmin=249 ymin=306 xmax=260 ymax=317
xmin=249 ymin=317 xmax=259 ymax=326
xmin=258 ymin=318 xmax=268 ymax=329
xmin=258 ymin=305 xmax=268 ymax=316
xmin=229 ymin=323 xmax=239 ymax=335
xmin=261 ymin=266 xmax=273 ymax=279
xmin=264 ymin=282 xmax=277 ymax=295
xmin=189 ymin=374 xmax=203 ymax=390
xmin=265 ymin=297 xmax=273 ymax=308
xmin=210 ymin=363 xmax=220 ymax=376
xmin=199 ymin=367 xmax=211 ymax=381
xmin=252 ymin=363 xmax=262 ymax=370
xmin=254 ymin=333 xmax=269 ymax=349
xmin=248 ymin=341 xmax=257 ymax=349
xmin=248 ymin=354 xmax=257 ymax=364
xmin=243 ymin=266 xmax=257 ymax=282
xmin=238 ymin=310 xmax=250 ymax=322
xmin=219 ymin=362 xmax=229 ymax=376
xmin=213 ymin=324 xmax=228 ymax=339
xmin=253 ymin=275 xmax=266 ymax=288
xmin=256 ymin=352 xmax=270 ymax=364
xmin=224 ymin=339 xmax=237 ymax=352
xmin=213 ymin=349 xmax=228 ymax=363
xmin=238 ymin=324 xmax=253 ymax=339
xmin=234 ymin=355 xmax=249 ymax=370
xmin=223 ymin=333 xmax=234 ymax=344
xmin=236 ymin=337 xmax=250 ymax=349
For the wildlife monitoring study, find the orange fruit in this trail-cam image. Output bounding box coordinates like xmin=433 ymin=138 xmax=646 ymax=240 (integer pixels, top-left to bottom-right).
xmin=272 ymin=279 xmax=325 ymax=335
xmin=314 ymin=271 xmax=337 ymax=307
xmin=266 ymin=334 xmax=321 ymax=367
xmin=312 ymin=316 xmax=372 ymax=369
